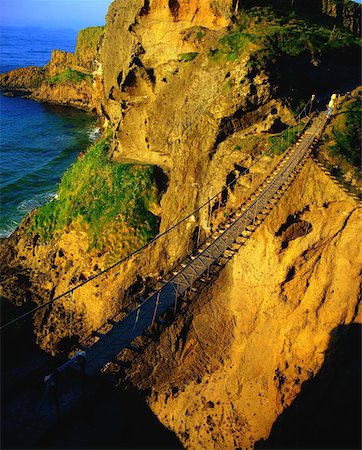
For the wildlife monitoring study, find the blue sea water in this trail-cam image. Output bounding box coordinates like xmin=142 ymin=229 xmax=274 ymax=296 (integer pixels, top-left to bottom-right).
xmin=0 ymin=26 xmax=99 ymax=237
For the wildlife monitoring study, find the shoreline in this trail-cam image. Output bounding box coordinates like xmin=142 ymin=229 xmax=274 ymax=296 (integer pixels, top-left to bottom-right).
xmin=0 ymin=91 xmax=101 ymax=239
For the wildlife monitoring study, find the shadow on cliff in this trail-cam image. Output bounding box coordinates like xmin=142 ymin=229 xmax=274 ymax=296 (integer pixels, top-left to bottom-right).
xmin=1 ymin=298 xmax=183 ymax=449
xmin=256 ymin=323 xmax=361 ymax=449
xmin=35 ymin=379 xmax=184 ymax=450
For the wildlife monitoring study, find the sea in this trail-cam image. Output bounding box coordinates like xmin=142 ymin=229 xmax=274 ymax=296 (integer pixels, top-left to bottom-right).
xmin=0 ymin=26 xmax=100 ymax=238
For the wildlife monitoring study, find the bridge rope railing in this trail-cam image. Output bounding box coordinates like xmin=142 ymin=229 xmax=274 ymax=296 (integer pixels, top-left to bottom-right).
xmin=46 ymin=111 xmax=327 ymax=378
xmin=0 ymin=95 xmax=316 ymax=334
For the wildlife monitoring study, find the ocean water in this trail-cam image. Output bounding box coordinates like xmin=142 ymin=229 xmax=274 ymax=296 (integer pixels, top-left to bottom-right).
xmin=0 ymin=26 xmax=100 ymax=237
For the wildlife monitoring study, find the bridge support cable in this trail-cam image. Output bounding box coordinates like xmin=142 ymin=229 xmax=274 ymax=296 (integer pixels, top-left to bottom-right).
xmin=51 ymin=112 xmax=326 ymax=376
xmin=0 ymin=96 xmax=316 ymax=335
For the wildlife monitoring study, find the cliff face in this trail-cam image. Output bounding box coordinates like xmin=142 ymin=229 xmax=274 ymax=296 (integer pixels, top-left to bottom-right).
xmin=98 ymin=0 xmax=359 ymax=265
xmin=1 ymin=0 xmax=360 ymax=348
xmin=99 ymin=0 xmax=297 ymax=267
xmin=122 ymin=158 xmax=361 ymax=449
xmin=0 ymin=1 xmax=361 ymax=446
xmin=322 ymin=0 xmax=361 ymax=34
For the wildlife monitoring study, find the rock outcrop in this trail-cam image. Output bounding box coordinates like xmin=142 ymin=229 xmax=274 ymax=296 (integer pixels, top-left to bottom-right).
xmin=121 ymin=158 xmax=361 ymax=449
xmin=0 ymin=66 xmax=45 ymax=90
xmin=0 ymin=26 xmax=105 ymax=112
xmin=1 ymin=1 xmax=361 ymax=447
xmin=322 ymin=0 xmax=361 ymax=34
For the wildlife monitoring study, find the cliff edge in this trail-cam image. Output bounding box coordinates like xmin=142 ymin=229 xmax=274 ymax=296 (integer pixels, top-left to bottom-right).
xmin=0 ymin=1 xmax=361 ymax=448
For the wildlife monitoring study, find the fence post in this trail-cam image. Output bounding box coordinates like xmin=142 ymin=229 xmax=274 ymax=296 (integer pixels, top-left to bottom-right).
xmin=207 ymin=198 xmax=212 ymax=229
xmin=173 ymin=284 xmax=179 ymax=315
xmin=217 ymin=193 xmax=222 ymax=217
xmin=151 ymin=291 xmax=161 ymax=327
xmin=78 ymin=352 xmax=87 ymax=405
xmin=69 ymin=290 xmax=74 ymax=339
xmin=309 ymin=94 xmax=315 ymax=117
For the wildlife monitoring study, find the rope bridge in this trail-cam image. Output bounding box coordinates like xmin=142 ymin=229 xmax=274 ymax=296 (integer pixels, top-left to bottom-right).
xmin=1 ymin=96 xmax=329 ymax=379
xmin=57 ymin=110 xmax=327 ymax=376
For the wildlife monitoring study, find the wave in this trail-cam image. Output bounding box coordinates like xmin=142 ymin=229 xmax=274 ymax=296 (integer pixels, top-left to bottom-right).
xmin=18 ymin=191 xmax=58 ymax=214
xmin=0 ymin=191 xmax=58 ymax=238
xmin=0 ymin=219 xmax=19 ymax=239
xmin=88 ymin=127 xmax=102 ymax=142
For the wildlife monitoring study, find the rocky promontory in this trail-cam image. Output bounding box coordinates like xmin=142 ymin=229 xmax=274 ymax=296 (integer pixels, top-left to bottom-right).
xmin=0 ymin=26 xmax=104 ymax=112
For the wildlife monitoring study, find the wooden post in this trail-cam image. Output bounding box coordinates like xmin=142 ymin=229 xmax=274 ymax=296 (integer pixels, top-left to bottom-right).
xmin=253 ymin=201 xmax=258 ymax=224
xmin=69 ymin=290 xmax=75 ymax=339
xmin=309 ymin=94 xmax=315 ymax=117
xmin=207 ymin=199 xmax=212 ymax=229
xmin=49 ymin=374 xmax=61 ymax=424
xmin=217 ymin=193 xmax=222 ymax=217
xmin=151 ymin=291 xmax=160 ymax=327
xmin=196 ymin=224 xmax=200 ymax=249
xmin=174 ymin=284 xmax=178 ymax=316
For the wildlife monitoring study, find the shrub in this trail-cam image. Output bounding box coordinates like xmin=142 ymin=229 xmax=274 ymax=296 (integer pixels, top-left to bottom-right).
xmin=328 ymin=95 xmax=361 ymax=168
xmin=268 ymin=123 xmax=305 ymax=155
xmin=211 ymin=6 xmax=360 ymax=66
xmin=75 ymin=26 xmax=105 ymax=55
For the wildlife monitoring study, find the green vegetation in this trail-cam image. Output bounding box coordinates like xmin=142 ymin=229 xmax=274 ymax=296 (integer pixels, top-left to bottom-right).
xmin=75 ymin=26 xmax=105 ymax=56
xmin=209 ymin=6 xmax=360 ymax=65
xmin=49 ymin=68 xmax=92 ymax=85
xmin=179 ymin=52 xmax=199 ymax=62
xmin=323 ymin=93 xmax=361 ymax=173
xmin=208 ymin=23 xmax=255 ymax=62
xmin=268 ymin=123 xmax=305 ymax=155
xmin=74 ymin=26 xmax=105 ymax=70
xmin=217 ymin=25 xmax=256 ymax=61
xmin=32 ymin=137 xmax=159 ymax=256
xmin=233 ymin=135 xmax=266 ymax=157
xmin=195 ymin=30 xmax=205 ymax=41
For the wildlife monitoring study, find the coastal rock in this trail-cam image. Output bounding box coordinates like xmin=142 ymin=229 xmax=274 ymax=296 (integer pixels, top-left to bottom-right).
xmin=1 ymin=0 xmax=360 ymax=355
xmin=0 ymin=1 xmax=361 ymax=447
xmin=322 ymin=0 xmax=361 ymax=34
xmin=74 ymin=26 xmax=105 ymax=71
xmin=0 ymin=26 xmax=105 ymax=113
xmin=0 ymin=66 xmax=45 ymax=91
xmin=123 ymin=159 xmax=362 ymax=449
xmin=47 ymin=50 xmax=76 ymax=77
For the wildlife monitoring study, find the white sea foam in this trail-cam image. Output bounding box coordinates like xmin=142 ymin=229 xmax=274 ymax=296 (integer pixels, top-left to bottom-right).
xmin=88 ymin=127 xmax=101 ymax=142
xmin=0 ymin=220 xmax=19 ymax=239
xmin=18 ymin=191 xmax=58 ymax=214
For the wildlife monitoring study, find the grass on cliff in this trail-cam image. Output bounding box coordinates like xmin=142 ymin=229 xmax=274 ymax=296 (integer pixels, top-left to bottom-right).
xmin=268 ymin=123 xmax=305 ymax=155
xmin=49 ymin=68 xmax=92 ymax=85
xmin=179 ymin=52 xmax=199 ymax=62
xmin=74 ymin=26 xmax=105 ymax=70
xmin=322 ymin=93 xmax=361 ymax=176
xmin=75 ymin=26 xmax=105 ymax=55
xmin=32 ymin=137 xmax=159 ymax=258
xmin=209 ymin=6 xmax=360 ymax=65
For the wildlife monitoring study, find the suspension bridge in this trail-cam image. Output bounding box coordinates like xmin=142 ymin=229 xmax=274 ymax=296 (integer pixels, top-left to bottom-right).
xmin=45 ymin=107 xmax=329 ymax=378
xmin=4 ymin=94 xmax=359 ymax=382
xmin=2 ymin=93 xmax=361 ymax=446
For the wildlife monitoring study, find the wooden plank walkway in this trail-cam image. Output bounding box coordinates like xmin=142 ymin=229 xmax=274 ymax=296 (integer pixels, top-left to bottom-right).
xmin=70 ymin=114 xmax=326 ymax=376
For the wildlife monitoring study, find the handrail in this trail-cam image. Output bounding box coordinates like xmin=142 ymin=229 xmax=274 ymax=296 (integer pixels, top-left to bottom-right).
xmin=0 ymin=96 xmax=314 ymax=332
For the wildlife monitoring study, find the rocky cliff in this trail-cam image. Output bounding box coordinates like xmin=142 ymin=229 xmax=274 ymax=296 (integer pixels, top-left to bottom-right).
xmin=119 ymin=158 xmax=361 ymax=449
xmin=1 ymin=0 xmax=360 ymax=357
xmin=322 ymin=0 xmax=361 ymax=34
xmin=0 ymin=1 xmax=361 ymax=448
xmin=0 ymin=26 xmax=105 ymax=112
